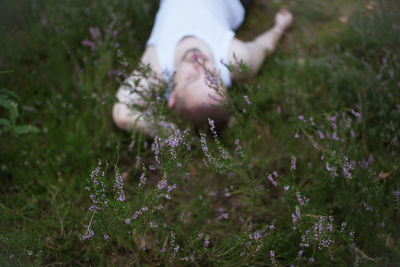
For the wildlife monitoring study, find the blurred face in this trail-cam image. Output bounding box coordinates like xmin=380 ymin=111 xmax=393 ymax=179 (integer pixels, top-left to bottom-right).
xmin=168 ymin=49 xmax=226 ymax=112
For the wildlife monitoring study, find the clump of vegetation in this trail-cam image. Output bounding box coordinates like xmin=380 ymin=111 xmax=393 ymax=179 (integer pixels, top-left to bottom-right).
xmin=0 ymin=0 xmax=399 ymax=266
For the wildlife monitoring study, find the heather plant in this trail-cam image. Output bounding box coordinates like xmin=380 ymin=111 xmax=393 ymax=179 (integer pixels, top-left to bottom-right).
xmin=1 ymin=0 xmax=400 ymax=266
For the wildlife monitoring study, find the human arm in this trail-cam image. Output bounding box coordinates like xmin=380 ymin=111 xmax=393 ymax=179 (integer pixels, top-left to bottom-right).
xmin=112 ymin=45 xmax=171 ymax=135
xmin=112 ymin=71 xmax=153 ymax=134
xmin=228 ymin=9 xmax=294 ymax=82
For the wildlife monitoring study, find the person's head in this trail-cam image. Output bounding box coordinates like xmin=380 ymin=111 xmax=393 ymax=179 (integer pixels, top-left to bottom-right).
xmin=168 ymin=48 xmax=230 ymax=130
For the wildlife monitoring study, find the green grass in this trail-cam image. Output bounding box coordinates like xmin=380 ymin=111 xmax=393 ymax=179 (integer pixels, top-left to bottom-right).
xmin=1 ymin=0 xmax=400 ymax=265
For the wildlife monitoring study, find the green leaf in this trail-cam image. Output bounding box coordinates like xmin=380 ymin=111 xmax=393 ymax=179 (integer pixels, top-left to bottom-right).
xmin=14 ymin=125 xmax=40 ymax=135
xmin=0 ymin=95 xmax=11 ymax=109
xmin=0 ymin=88 xmax=19 ymax=100
xmin=0 ymin=118 xmax=11 ymax=129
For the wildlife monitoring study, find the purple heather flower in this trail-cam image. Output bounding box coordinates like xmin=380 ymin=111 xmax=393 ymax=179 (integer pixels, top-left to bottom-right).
xmin=82 ymin=40 xmax=96 ymax=51
xmin=82 ymin=228 xmax=95 ymax=240
xmin=284 ymin=185 xmax=290 ymax=191
xmin=328 ymin=115 xmax=337 ymax=122
xmin=208 ymin=118 xmax=216 ymax=135
xmin=89 ymin=27 xmax=101 ymax=40
xmin=270 ymin=250 xmax=277 ymax=265
xmin=290 ymin=156 xmax=297 ymax=170
xmin=125 ymin=218 xmax=131 ymax=224
xmin=157 ymin=179 xmax=168 ymax=190
xmin=208 ymin=93 xmax=219 ymax=102
xmin=200 ymin=133 xmax=211 ymax=160
xmin=167 ymin=184 xmax=176 ymax=193
xmin=295 ymin=206 xmax=301 ymax=219
xmin=267 ymin=174 xmax=277 ymax=187
xmin=234 ymin=139 xmax=242 ymax=151
xmin=217 ymin=212 xmax=229 ymax=221
xmin=243 ymin=95 xmax=251 ymax=105
xmin=139 ymin=172 xmax=147 ymax=187
xmin=317 ymin=130 xmax=325 ymax=139
xmin=298 ymin=250 xmax=303 ymax=257
xmin=296 ymin=192 xmax=309 ymax=206
xmin=104 ymin=233 xmax=110 ymax=240
xmin=113 ymin=165 xmax=126 ymax=202
xmin=203 ymin=237 xmax=210 ymax=248
xmin=174 ymin=245 xmax=180 ymax=252
xmin=205 ymin=69 xmax=219 ymax=87
xmin=351 ymin=109 xmax=361 ymax=118
xmin=149 ymin=221 xmax=158 ymax=228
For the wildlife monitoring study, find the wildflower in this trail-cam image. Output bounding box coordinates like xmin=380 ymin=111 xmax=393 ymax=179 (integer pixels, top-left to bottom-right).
xmin=89 ymin=27 xmax=101 ymax=40
xmin=284 ymin=185 xmax=290 ymax=191
xmin=243 ymin=95 xmax=251 ymax=105
xmin=296 ymin=192 xmax=309 ymax=206
xmin=298 ymin=250 xmax=303 ymax=257
xmin=249 ymin=231 xmax=262 ymax=240
xmin=167 ymin=184 xmax=176 ymax=193
xmin=82 ymin=40 xmax=96 ymax=51
xmin=317 ymin=130 xmax=325 ymax=139
xmin=113 ymin=166 xmax=125 ymax=202
xmin=290 ymin=156 xmax=297 ymax=170
xmin=149 ymin=221 xmax=158 ymax=228
xmin=328 ymin=115 xmax=337 ymax=122
xmin=298 ymin=115 xmax=306 ymax=122
xmin=351 ymin=109 xmax=361 ymax=118
xmin=269 ymin=224 xmax=275 ymax=230
xmin=208 ymin=93 xmax=219 ymax=102
xmin=203 ymin=236 xmax=210 ymax=249
xmin=205 ymin=69 xmax=219 ymax=87
xmin=196 ymin=233 xmax=204 ymax=240
xmin=139 ymin=172 xmax=147 ymax=187
xmin=82 ymin=228 xmax=95 ymax=240
xmin=153 ymin=136 xmax=161 ymax=165
xmin=295 ymin=206 xmax=301 ymax=219
xmin=267 ymin=174 xmax=277 ymax=187
xmin=217 ymin=212 xmax=229 ymax=221
xmin=200 ymin=133 xmax=211 ymax=160
xmin=104 ymin=233 xmax=110 ymax=240
xmin=125 ymin=218 xmax=131 ymax=224
xmin=270 ymin=250 xmax=277 ymax=265
xmin=340 ymin=221 xmax=347 ymax=232
xmin=157 ymin=179 xmax=168 ymax=190
xmin=234 ymin=139 xmax=242 ymax=151
xmin=208 ymin=118 xmax=217 ymax=136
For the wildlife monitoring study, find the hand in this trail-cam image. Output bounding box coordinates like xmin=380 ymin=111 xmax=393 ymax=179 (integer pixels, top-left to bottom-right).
xmin=274 ymin=9 xmax=293 ymax=31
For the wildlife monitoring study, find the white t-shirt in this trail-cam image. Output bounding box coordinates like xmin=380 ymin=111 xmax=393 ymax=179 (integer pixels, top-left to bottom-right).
xmin=146 ymin=0 xmax=245 ymax=87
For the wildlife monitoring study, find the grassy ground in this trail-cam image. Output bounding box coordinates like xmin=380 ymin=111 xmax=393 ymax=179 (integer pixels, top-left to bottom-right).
xmin=1 ymin=0 xmax=399 ymax=266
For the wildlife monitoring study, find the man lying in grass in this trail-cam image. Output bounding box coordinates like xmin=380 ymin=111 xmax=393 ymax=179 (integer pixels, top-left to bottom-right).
xmin=112 ymin=0 xmax=293 ymax=135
